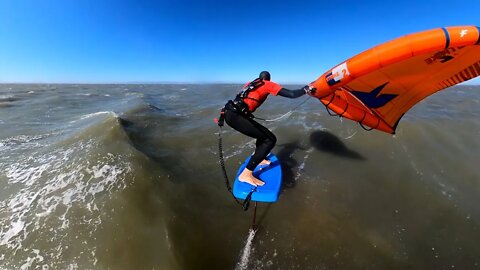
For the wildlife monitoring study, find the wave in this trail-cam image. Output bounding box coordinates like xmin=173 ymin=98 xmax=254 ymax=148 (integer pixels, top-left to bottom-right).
xmin=0 ymin=109 xmax=149 ymax=269
xmin=0 ymin=94 xmax=18 ymax=102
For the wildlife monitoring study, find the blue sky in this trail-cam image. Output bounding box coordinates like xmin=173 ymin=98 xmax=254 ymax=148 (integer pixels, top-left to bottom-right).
xmin=0 ymin=0 xmax=479 ymax=84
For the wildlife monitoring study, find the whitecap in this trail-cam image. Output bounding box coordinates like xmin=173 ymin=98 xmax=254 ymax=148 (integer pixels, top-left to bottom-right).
xmin=0 ymin=138 xmax=132 ymax=268
xmin=20 ymin=249 xmax=44 ymax=270
xmin=68 ymin=111 xmax=118 ymax=124
xmin=0 ymin=219 xmax=25 ymax=246
xmin=80 ymin=111 xmax=117 ymax=120
xmin=0 ymin=94 xmax=15 ymax=101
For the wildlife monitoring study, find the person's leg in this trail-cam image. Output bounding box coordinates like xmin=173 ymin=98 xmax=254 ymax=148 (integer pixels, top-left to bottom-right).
xmin=225 ymin=111 xmax=277 ymax=186
xmin=246 ymin=121 xmax=276 ymax=170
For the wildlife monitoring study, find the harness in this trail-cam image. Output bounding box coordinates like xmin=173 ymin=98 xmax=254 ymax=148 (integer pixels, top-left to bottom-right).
xmin=216 ymin=78 xmax=264 ymax=126
xmin=237 ymin=78 xmax=265 ymax=100
xmin=232 ymin=78 xmax=265 ymax=115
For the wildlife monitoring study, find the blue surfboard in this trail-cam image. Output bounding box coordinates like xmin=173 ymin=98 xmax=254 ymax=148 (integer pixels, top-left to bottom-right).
xmin=233 ymin=153 xmax=282 ymax=203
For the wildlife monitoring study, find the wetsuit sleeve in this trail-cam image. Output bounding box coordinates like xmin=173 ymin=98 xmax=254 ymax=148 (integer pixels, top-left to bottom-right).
xmin=277 ymin=88 xmax=306 ymax=98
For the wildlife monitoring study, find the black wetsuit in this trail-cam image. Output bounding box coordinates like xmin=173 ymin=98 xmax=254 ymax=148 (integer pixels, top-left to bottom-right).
xmin=224 ymin=87 xmax=306 ymax=171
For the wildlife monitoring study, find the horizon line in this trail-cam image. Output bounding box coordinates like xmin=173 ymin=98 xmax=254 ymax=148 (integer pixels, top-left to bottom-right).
xmin=1 ymin=81 xmax=479 ymax=86
xmin=0 ymin=80 xmax=308 ymax=85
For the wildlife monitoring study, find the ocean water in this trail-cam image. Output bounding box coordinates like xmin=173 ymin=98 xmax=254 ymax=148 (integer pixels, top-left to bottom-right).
xmin=0 ymin=84 xmax=479 ymax=269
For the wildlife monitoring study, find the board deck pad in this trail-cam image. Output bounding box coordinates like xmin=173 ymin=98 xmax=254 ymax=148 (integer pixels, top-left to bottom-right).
xmin=233 ymin=153 xmax=282 ymax=203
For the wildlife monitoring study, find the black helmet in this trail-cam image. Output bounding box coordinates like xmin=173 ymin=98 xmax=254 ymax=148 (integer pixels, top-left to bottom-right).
xmin=259 ymin=71 xmax=271 ymax=81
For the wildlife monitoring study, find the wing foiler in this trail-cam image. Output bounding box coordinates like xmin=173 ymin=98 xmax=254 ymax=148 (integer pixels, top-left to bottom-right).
xmin=311 ymin=26 xmax=480 ymax=134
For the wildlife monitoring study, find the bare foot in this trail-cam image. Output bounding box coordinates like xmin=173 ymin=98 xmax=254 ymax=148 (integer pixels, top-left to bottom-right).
xmin=239 ymin=169 xmax=265 ymax=186
xmin=259 ymin=159 xmax=271 ymax=166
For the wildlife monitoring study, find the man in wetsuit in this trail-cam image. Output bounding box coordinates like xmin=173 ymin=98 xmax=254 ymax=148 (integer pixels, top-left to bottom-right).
xmin=221 ymin=71 xmax=316 ymax=186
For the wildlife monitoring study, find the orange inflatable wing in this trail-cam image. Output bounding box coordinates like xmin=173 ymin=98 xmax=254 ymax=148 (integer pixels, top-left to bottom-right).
xmin=311 ymin=26 xmax=480 ymax=134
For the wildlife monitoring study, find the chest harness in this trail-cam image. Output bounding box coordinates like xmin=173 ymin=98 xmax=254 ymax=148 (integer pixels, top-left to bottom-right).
xmin=232 ymin=78 xmax=265 ymax=114
xmin=216 ymin=78 xmax=265 ymax=126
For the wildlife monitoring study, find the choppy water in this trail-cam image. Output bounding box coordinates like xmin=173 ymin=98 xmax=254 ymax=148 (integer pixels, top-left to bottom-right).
xmin=0 ymin=83 xmax=479 ymax=269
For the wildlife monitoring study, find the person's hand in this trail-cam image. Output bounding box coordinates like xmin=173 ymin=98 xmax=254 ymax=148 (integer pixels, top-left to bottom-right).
xmin=303 ymin=85 xmax=316 ymax=96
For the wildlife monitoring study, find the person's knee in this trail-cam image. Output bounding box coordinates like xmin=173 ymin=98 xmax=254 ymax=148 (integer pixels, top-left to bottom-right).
xmin=265 ymin=134 xmax=277 ymax=148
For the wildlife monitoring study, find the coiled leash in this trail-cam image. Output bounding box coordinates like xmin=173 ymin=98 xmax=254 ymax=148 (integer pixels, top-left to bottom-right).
xmin=216 ymin=111 xmax=256 ymax=211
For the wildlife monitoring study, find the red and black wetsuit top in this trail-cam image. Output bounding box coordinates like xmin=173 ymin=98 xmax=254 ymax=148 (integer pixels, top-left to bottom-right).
xmin=241 ymin=80 xmax=282 ymax=113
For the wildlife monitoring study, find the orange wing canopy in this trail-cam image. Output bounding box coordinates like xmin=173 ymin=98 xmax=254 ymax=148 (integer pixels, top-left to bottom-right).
xmin=311 ymin=26 xmax=480 ymax=134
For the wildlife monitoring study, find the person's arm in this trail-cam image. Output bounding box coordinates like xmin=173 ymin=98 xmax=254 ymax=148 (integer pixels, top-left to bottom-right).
xmin=278 ymin=88 xmax=305 ymax=98
xmin=278 ymin=85 xmax=316 ymax=98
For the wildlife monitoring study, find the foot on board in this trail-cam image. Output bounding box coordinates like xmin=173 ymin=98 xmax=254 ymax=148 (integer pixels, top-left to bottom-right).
xmin=239 ymin=169 xmax=265 ymax=186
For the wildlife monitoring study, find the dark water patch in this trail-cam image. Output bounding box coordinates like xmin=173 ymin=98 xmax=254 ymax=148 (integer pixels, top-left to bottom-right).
xmin=0 ymin=102 xmax=16 ymax=108
xmin=118 ymin=117 xmax=178 ymax=164
xmin=310 ymin=130 xmax=365 ymax=160
xmin=275 ymin=140 xmax=308 ymax=189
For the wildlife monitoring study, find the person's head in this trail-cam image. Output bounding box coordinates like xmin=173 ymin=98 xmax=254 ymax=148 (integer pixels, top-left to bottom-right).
xmin=259 ymin=71 xmax=271 ymax=81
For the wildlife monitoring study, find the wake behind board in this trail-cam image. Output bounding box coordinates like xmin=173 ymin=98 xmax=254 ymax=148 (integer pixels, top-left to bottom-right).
xmin=233 ymin=153 xmax=282 ymax=203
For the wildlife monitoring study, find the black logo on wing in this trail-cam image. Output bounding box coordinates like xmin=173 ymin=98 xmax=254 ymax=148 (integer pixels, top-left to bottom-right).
xmin=350 ymin=82 xmax=398 ymax=109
